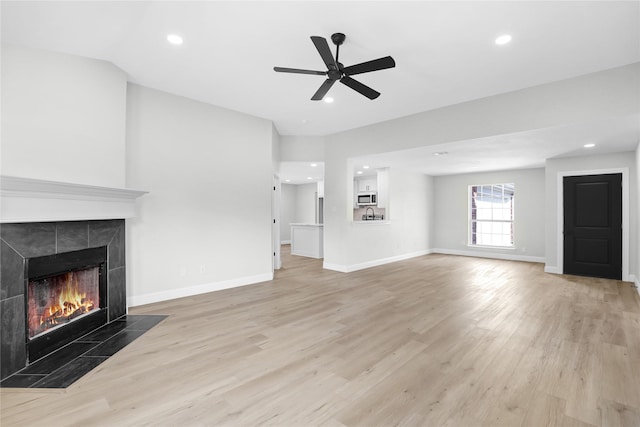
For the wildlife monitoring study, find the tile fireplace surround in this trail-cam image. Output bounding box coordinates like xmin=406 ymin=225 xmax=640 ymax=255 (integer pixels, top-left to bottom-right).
xmin=0 ymin=176 xmax=148 ymax=381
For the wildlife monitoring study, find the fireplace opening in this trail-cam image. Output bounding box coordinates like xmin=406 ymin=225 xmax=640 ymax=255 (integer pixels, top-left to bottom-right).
xmin=26 ymin=246 xmax=108 ymax=362
xmin=28 ymin=268 xmax=101 ymax=338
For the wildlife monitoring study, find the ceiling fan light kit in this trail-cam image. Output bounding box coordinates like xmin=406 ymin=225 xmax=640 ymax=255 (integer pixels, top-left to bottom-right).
xmin=274 ymin=32 xmax=396 ymax=101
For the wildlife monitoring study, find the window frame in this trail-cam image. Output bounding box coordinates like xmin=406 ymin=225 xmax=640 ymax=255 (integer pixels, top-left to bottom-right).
xmin=468 ymin=183 xmax=515 ymax=248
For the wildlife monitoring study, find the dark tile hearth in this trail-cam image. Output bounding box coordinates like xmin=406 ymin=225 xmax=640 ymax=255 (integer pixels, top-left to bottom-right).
xmin=0 ymin=314 xmax=166 ymax=389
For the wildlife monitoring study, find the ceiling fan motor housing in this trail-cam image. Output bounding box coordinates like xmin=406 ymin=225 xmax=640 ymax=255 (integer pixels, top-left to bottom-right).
xmin=328 ymin=66 xmax=343 ymax=81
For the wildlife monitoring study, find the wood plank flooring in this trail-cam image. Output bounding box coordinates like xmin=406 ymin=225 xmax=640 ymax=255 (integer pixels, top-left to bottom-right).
xmin=2 ymin=246 xmax=639 ymax=426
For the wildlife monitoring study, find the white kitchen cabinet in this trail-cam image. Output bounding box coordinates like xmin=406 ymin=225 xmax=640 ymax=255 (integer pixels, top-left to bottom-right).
xmin=290 ymin=223 xmax=323 ymax=258
xmin=356 ymin=177 xmax=377 ymax=192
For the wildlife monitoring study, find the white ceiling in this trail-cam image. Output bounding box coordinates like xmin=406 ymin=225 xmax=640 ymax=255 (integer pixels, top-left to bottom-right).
xmin=280 ymin=161 xmax=325 ymax=185
xmin=2 ymin=1 xmax=639 ymax=180
xmin=354 ymin=114 xmax=640 ymax=176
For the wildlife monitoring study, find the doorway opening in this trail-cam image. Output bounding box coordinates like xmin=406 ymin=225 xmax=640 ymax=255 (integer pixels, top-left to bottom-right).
xmin=278 ymin=162 xmax=325 ymax=268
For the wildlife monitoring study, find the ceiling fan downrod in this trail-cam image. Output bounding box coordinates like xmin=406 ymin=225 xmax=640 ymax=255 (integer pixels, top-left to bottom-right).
xmin=331 ymin=32 xmax=345 ymax=65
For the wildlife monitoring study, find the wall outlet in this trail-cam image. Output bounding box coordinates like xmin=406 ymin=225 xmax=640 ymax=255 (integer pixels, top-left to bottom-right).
xmin=199 ymin=265 xmax=206 ymax=274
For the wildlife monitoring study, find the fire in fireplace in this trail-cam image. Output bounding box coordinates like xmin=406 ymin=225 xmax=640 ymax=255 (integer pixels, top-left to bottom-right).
xmin=27 ymin=268 xmax=100 ymax=339
xmin=26 ymin=246 xmax=108 ymax=362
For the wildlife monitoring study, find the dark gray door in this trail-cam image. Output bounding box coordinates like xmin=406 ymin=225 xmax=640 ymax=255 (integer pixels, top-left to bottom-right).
xmin=563 ymin=173 xmax=622 ymax=280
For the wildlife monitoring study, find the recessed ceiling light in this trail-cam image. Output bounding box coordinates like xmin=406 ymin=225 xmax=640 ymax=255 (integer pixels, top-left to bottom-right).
xmin=167 ymin=34 xmax=183 ymax=45
xmin=363 ymin=165 xmax=370 ymax=169
xmin=310 ymin=163 xmax=318 ymax=167
xmin=432 ymin=151 xmax=449 ymax=156
xmin=285 ymin=179 xmax=290 ymax=182
xmin=356 ymin=171 xmax=363 ymax=175
xmin=307 ymin=176 xmax=313 ymax=180
xmin=495 ymin=34 xmax=512 ymax=45
xmin=324 ymin=97 xmax=334 ymax=104
xmin=584 ymin=143 xmax=596 ymax=148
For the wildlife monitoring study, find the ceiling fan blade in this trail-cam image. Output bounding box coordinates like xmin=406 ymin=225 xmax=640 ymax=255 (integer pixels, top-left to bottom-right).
xmin=274 ymin=67 xmax=327 ymax=76
xmin=311 ymin=36 xmax=338 ymax=71
xmin=342 ymin=56 xmax=396 ymax=76
xmin=340 ymin=76 xmax=380 ymax=100
xmin=311 ymin=79 xmax=336 ymax=101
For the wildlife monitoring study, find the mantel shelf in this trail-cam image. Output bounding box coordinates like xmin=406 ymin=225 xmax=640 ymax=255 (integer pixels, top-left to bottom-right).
xmin=1 ymin=175 xmax=148 ymax=223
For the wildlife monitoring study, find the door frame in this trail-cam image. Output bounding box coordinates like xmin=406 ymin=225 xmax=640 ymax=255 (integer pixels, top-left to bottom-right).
xmin=556 ymin=167 xmax=629 ymax=281
xmin=272 ymin=174 xmax=282 ymax=270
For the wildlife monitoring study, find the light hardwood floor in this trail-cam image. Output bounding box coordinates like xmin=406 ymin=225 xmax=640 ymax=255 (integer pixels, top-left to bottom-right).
xmin=2 ymin=247 xmax=640 ymax=426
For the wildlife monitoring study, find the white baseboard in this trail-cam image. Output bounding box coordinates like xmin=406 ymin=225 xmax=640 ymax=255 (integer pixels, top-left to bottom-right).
xmin=431 ymin=248 xmax=545 ymax=264
xmin=323 ymin=249 xmax=432 ymax=273
xmin=281 ymin=240 xmax=291 ymax=245
xmin=632 ymin=275 xmax=640 ymax=297
xmin=127 ymin=272 xmax=273 ymax=307
xmin=321 ymin=262 xmax=348 ymax=273
xmin=544 ymin=266 xmax=561 ymax=274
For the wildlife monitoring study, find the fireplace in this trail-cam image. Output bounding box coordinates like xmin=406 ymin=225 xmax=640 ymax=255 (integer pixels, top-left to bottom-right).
xmin=26 ymin=246 xmax=108 ymax=361
xmin=1 ymin=219 xmax=128 ymax=380
xmin=1 ymin=177 xmax=147 ymax=381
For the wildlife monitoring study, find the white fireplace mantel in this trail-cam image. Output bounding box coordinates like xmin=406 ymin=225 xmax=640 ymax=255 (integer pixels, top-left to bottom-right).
xmin=1 ymin=175 xmax=148 ymax=223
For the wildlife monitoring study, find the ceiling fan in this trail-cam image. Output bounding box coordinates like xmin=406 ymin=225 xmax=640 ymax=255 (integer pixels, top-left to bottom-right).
xmin=274 ymin=32 xmax=395 ymax=101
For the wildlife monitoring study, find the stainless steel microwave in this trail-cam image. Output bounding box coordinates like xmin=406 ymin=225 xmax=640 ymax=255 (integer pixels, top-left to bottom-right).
xmin=357 ymin=192 xmax=377 ymax=206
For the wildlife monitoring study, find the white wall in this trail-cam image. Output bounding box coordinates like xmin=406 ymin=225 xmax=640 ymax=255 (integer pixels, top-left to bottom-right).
xmin=280 ymin=182 xmax=317 ymax=242
xmin=323 ymin=63 xmax=639 ymax=271
xmin=126 ymin=84 xmax=274 ymax=306
xmin=433 ymin=168 xmax=545 ymax=262
xmin=280 ymin=184 xmax=296 ymax=242
xmin=1 ymin=44 xmax=127 ymax=187
xmin=272 ymin=124 xmax=281 ymax=170
xmin=295 ymin=183 xmax=317 ymax=224
xmin=544 ymin=152 xmax=637 ymax=281
xmin=323 ymin=168 xmax=433 ymax=272
xmin=280 ymin=136 xmax=325 ymax=162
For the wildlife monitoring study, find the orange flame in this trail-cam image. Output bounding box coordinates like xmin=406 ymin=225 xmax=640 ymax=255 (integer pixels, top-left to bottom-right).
xmin=40 ymin=272 xmax=95 ymax=327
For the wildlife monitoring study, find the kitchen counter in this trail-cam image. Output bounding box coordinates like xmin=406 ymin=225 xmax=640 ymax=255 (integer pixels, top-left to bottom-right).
xmin=353 ymin=220 xmax=391 ymax=225
xmin=290 ymin=223 xmax=323 ymax=258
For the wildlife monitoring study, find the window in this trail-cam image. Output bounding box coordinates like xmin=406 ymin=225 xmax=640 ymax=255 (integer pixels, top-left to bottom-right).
xmin=469 ymin=183 xmax=514 ymax=247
